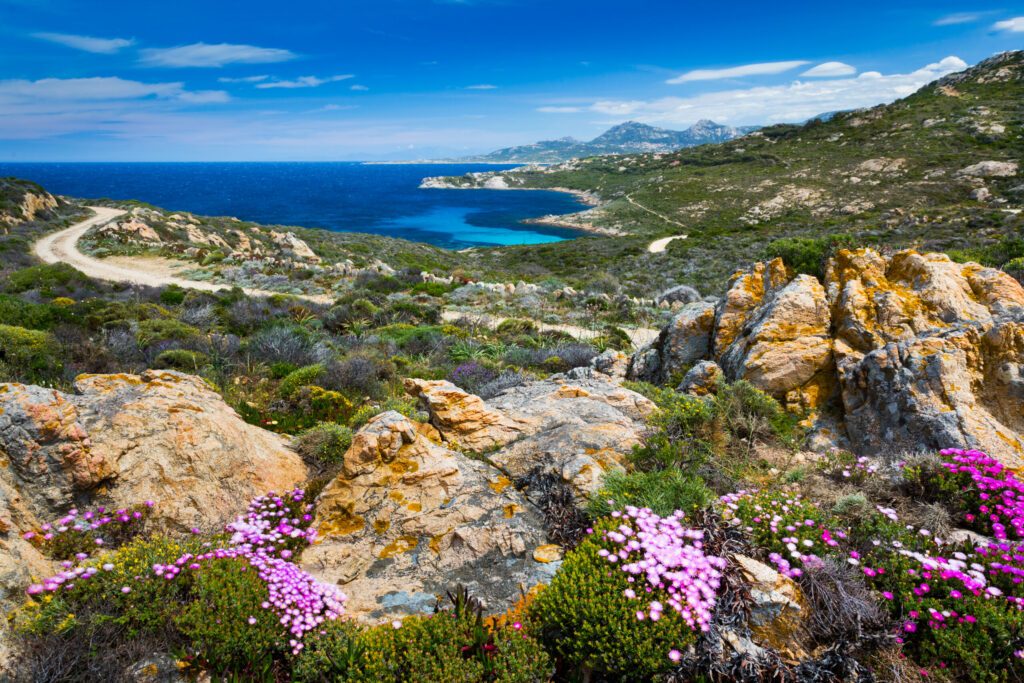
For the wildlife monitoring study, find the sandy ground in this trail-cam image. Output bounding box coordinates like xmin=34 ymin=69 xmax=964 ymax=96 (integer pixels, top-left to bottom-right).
xmin=442 ymin=309 xmax=658 ymax=349
xmin=33 ymin=206 xmax=332 ymax=303
xmin=36 ymin=207 xmax=659 ymax=349
xmin=647 ymin=235 xmax=687 ymax=253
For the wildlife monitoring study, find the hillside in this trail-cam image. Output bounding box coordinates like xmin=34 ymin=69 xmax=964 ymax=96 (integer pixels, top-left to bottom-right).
xmin=460 ymin=120 xmax=757 ymax=163
xmin=0 ymin=177 xmax=64 ymax=229
xmin=428 ymin=51 xmax=1024 ymax=294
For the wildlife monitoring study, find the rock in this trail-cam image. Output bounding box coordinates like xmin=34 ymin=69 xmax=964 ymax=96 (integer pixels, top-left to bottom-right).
xmin=532 ymin=544 xmax=564 ymax=563
xmin=563 ymin=349 xmax=630 ymax=382
xmin=654 ymin=284 xmax=702 ymax=307
xmin=124 ymin=654 xmax=190 ymax=682
xmin=677 ymin=361 xmax=724 ymax=396
xmin=627 ymin=301 xmax=716 ymax=383
xmin=407 ymin=377 xmax=654 ymax=501
xmin=713 ymin=258 xmax=789 ymax=356
xmin=303 ymin=411 xmax=555 ymax=620
xmin=719 ymin=274 xmax=833 ymax=401
xmin=0 ymin=370 xmax=307 ymax=531
xmin=733 ymin=554 xmax=809 ymax=663
xmin=955 ymin=160 xmax=1019 ymax=178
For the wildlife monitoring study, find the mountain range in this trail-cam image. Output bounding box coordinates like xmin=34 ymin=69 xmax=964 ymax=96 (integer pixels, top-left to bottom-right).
xmin=460 ymin=120 xmax=759 ymax=163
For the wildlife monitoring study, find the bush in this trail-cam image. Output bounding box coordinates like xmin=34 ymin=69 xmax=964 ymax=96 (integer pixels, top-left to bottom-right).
xmin=588 ymin=468 xmax=712 ymax=518
xmin=278 ymin=363 xmax=325 ymax=399
xmin=294 ymin=597 xmax=551 ymax=682
xmin=158 ymin=285 xmax=186 ymax=306
xmin=248 ymin=325 xmax=326 ymax=367
xmin=324 ymin=355 xmax=392 ymax=399
xmin=496 ymin=318 xmax=538 ymax=337
xmin=629 ymin=392 xmax=718 ymax=472
xmin=295 ymin=422 xmax=354 ymax=469
xmin=0 ymin=323 xmax=61 ymax=380
xmin=136 ymin=318 xmax=201 ymax=348
xmin=448 ymin=362 xmax=498 ymax=394
xmin=4 ymin=263 xmax=88 ymax=296
xmin=154 ymin=348 xmax=209 ymax=372
xmin=348 ymin=395 xmax=423 ymax=429
xmin=764 ymin=234 xmax=854 ymax=279
xmin=529 ymin=517 xmax=706 ymax=681
xmin=477 ymin=371 xmax=529 ymax=400
xmin=0 ymin=293 xmax=58 ymax=330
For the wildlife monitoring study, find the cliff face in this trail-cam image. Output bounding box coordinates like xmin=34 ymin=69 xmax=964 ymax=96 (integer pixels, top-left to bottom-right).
xmin=631 ymin=248 xmax=1024 ymax=463
xmin=0 ymin=179 xmax=61 ymax=228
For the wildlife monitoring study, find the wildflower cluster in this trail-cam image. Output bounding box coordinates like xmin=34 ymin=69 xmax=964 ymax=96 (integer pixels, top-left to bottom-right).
xmin=598 ymin=506 xmax=726 ymax=633
xmin=937 ymin=448 xmax=1024 ymax=540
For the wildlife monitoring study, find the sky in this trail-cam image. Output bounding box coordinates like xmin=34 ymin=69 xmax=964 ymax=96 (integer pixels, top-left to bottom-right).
xmin=0 ymin=0 xmax=1022 ymax=161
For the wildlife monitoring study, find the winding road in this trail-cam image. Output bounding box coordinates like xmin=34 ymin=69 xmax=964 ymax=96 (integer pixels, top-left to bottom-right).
xmin=35 ymin=206 xmax=658 ymax=348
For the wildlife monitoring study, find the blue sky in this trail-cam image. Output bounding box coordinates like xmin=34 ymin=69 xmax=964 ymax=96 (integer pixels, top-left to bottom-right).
xmin=0 ymin=0 xmax=1022 ymax=161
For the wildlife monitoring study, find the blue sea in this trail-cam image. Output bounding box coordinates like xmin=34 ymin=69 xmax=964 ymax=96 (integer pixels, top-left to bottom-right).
xmin=0 ymin=162 xmax=588 ymax=249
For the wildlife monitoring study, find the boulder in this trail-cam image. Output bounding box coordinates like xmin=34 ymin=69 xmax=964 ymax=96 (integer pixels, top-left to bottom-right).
xmin=303 ymin=411 xmax=555 ymax=620
xmin=0 ymin=370 xmax=307 ymax=531
xmin=719 ymin=274 xmax=833 ymax=401
xmin=713 ymin=258 xmax=790 ymax=356
xmin=406 ymin=377 xmax=654 ymax=500
xmin=627 ymin=301 xmax=716 ymax=384
xmin=654 ymin=283 xmax=702 ymax=307
xmin=955 ymin=160 xmax=1019 ymax=178
xmin=732 ymin=554 xmax=809 ymax=663
xmin=677 ymin=361 xmax=724 ymax=396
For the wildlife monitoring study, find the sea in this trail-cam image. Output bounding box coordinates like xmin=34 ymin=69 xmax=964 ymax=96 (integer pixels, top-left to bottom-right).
xmin=0 ymin=162 xmax=589 ymax=249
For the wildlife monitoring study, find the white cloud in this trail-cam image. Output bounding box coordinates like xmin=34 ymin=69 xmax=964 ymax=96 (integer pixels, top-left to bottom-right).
xmin=140 ymin=43 xmax=295 ymax=68
xmin=218 ymin=75 xmax=270 ymax=83
xmin=350 ymin=84 xmax=369 ymax=91
xmin=993 ymin=16 xmax=1024 ymax=32
xmin=801 ymin=61 xmax=857 ymax=77
xmin=465 ymin=84 xmax=497 ymax=90
xmin=588 ymin=56 xmax=968 ymax=127
xmin=0 ymin=76 xmax=227 ymax=102
xmin=537 ymin=106 xmax=583 ymax=113
xmin=934 ymin=12 xmax=982 ymax=26
xmin=256 ymin=75 xmax=354 ymax=89
xmin=32 ymin=32 xmax=134 ymax=54
xmin=667 ymin=60 xmax=809 ymax=84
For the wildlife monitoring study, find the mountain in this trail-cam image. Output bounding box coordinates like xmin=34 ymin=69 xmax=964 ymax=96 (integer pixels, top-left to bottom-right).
xmin=462 ymin=120 xmax=758 ymax=162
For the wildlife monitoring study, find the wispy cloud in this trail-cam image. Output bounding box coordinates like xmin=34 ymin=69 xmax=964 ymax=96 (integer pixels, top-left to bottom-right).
xmin=934 ymin=12 xmax=983 ymax=26
xmin=666 ymin=60 xmax=809 ymax=84
xmin=350 ymin=84 xmax=369 ymax=91
xmin=589 ymin=56 xmax=967 ymax=127
xmin=32 ymin=32 xmax=134 ymax=54
xmin=801 ymin=61 xmax=857 ymax=77
xmin=465 ymin=83 xmax=497 ymax=90
xmin=218 ymin=75 xmax=270 ymax=83
xmin=140 ymin=43 xmax=296 ymax=68
xmin=537 ymin=106 xmax=582 ymax=113
xmin=255 ymin=74 xmax=354 ymax=89
xmin=0 ymin=76 xmax=227 ymax=102
xmin=993 ymin=16 xmax=1024 ymax=32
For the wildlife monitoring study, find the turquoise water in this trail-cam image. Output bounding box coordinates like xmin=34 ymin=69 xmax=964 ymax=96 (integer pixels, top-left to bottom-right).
xmin=0 ymin=162 xmax=588 ymax=249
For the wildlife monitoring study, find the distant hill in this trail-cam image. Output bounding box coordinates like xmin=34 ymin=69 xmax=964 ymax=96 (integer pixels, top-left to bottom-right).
xmin=461 ymin=120 xmax=759 ymax=163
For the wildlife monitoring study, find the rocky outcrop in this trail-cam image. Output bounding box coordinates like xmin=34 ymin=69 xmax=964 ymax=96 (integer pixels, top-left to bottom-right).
xmin=303 ymin=411 xmax=555 ymax=620
xmin=0 ymin=370 xmax=307 ymax=530
xmin=405 ymin=377 xmax=655 ymax=500
xmin=632 ymin=248 xmax=1024 ymax=465
xmin=629 ymin=301 xmax=716 ymax=384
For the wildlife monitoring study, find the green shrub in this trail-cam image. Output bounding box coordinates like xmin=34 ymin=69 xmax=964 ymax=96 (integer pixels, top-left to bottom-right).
xmin=136 ymin=318 xmax=201 ymax=348
xmin=588 ymin=468 xmax=712 ymax=518
xmin=175 ymin=557 xmax=286 ymax=677
xmin=629 ymin=392 xmax=718 ymax=472
xmin=295 ymin=422 xmax=354 ymax=469
xmin=0 ymin=324 xmax=61 ymax=380
xmin=0 ymin=294 xmax=58 ymax=330
xmin=278 ymin=363 xmax=325 ymax=399
xmin=529 ymin=519 xmax=698 ymax=681
xmin=159 ymin=285 xmax=187 ymax=306
xmin=348 ymin=395 xmax=423 ymax=429
xmin=496 ymin=318 xmax=538 ymax=337
xmin=764 ymin=234 xmax=854 ymax=279
xmin=714 ymin=380 xmax=803 ymax=448
xmin=154 ymin=348 xmax=209 ymax=371
xmin=4 ymin=263 xmax=88 ymax=296
xmin=294 ymin=607 xmax=550 ymax=682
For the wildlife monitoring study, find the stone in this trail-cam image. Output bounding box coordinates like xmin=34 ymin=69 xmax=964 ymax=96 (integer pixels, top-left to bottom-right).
xmin=0 ymin=370 xmax=307 ymax=531
xmin=654 ymin=284 xmax=702 ymax=307
xmin=955 ymin=160 xmax=1019 ymax=178
xmin=733 ymin=554 xmax=809 ymax=663
xmin=408 ymin=377 xmax=654 ymax=501
xmin=713 ymin=258 xmax=789 ymax=356
xmin=677 ymin=361 xmax=724 ymax=396
xmin=303 ymin=411 xmax=555 ymax=620
xmin=719 ymin=274 xmax=833 ymax=401
xmin=627 ymin=301 xmax=716 ymax=384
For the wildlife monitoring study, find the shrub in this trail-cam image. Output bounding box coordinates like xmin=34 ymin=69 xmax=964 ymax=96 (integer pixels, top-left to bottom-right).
xmin=0 ymin=293 xmax=58 ymax=330
xmin=448 ymin=362 xmax=499 ymax=394
xmin=588 ymin=468 xmax=712 ymax=519
xmin=348 ymin=395 xmax=423 ymax=429
xmin=496 ymin=318 xmax=538 ymax=337
xmin=713 ymin=380 xmax=801 ymax=448
xmin=136 ymin=318 xmax=201 ymax=348
xmin=764 ymin=234 xmax=854 ymax=279
xmin=477 ymin=371 xmax=529 ymax=400
xmin=154 ymin=348 xmax=209 ymax=372
xmin=248 ymin=325 xmax=326 ymax=367
xmin=295 ymin=422 xmax=354 ymax=469
xmin=629 ymin=392 xmax=718 ymax=472
xmin=159 ymin=285 xmax=186 ymax=306
xmin=0 ymin=323 xmax=61 ymax=380
xmin=324 ymin=355 xmax=392 ymax=399
xmin=530 ymin=513 xmax=723 ymax=680
xmin=278 ymin=363 xmax=325 ymax=399
xmin=4 ymin=263 xmax=88 ymax=296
